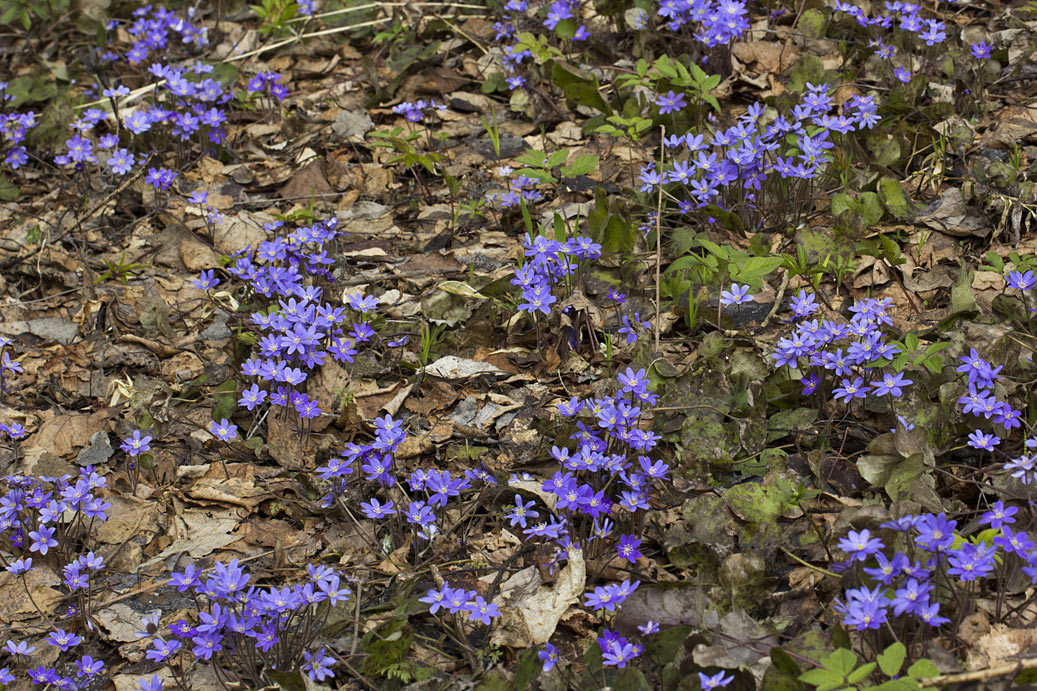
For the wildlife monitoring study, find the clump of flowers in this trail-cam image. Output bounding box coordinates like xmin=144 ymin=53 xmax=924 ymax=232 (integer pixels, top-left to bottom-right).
xmin=0 ymin=88 xmax=36 ymax=173
xmin=642 ymin=83 xmax=880 ymax=233
xmin=153 ymin=561 xmax=347 ymax=687
xmin=655 ymin=0 xmax=750 ymax=47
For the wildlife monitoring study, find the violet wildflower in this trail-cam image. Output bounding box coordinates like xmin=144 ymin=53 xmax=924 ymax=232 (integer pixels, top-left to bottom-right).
xmin=210 ymin=418 xmax=238 ymax=441
xmin=699 ymin=671 xmax=735 ymax=689
xmin=720 ymin=283 xmax=753 ymax=306
xmin=967 ymin=429 xmax=999 ymax=451
xmin=121 ymin=430 xmax=152 ymax=456
xmin=655 ymin=90 xmax=687 ymax=114
xmin=539 ymin=642 xmax=558 ymax=671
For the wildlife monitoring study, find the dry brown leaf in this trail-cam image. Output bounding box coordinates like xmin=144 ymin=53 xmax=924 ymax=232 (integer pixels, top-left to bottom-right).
xmin=491 ymin=547 xmax=585 ymax=647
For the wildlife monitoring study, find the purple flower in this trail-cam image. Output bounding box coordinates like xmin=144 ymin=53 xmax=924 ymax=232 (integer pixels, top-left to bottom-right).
xmin=916 ymin=601 xmax=950 ymax=626
xmin=872 ymin=371 xmax=911 ymax=397
xmin=832 ymin=376 xmax=868 ymax=402
xmin=107 ymin=148 xmax=134 ymax=175
xmin=76 ymin=655 xmax=105 ymax=677
xmin=790 ymin=290 xmax=819 ymax=317
xmin=146 ymin=638 xmax=181 ymax=662
xmin=617 ymin=534 xmax=642 ymax=563
xmin=302 ymin=648 xmax=335 ymax=682
xmin=193 ymin=270 xmax=219 ymax=291
xmin=838 ymin=529 xmax=884 ymax=562
xmin=890 ymin=578 xmax=932 ymax=616
xmin=4 ymin=640 xmax=34 ymax=655
xmin=121 ymin=430 xmax=152 ymax=457
xmin=464 ymin=595 xmax=501 ymax=625
xmin=720 ymin=283 xmax=753 ymax=306
xmin=638 ymin=620 xmax=660 ymax=635
xmin=915 ymin=513 xmax=956 ymax=552
xmin=133 ymin=674 xmax=164 ymax=691
xmin=48 ymin=629 xmax=82 ymax=651
xmin=359 ymin=498 xmax=396 ymax=519
xmin=967 ymin=429 xmax=999 ymax=451
xmin=655 ymin=90 xmax=687 ymax=114
xmin=539 ymin=642 xmax=558 ymax=671
xmin=699 ymin=671 xmax=735 ymax=689
xmin=506 ymin=495 xmax=539 ymax=529
xmin=209 ymin=418 xmax=238 ymax=441
xmin=994 ymin=526 xmax=1034 ymax=556
xmin=970 ymin=41 xmax=991 ymax=59
xmin=29 ymin=525 xmax=58 ymax=555
xmin=979 ymin=501 xmax=1017 ymax=529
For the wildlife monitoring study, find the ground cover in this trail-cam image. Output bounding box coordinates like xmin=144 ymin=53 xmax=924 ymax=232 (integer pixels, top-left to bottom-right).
xmin=0 ymin=0 xmax=1036 ymax=688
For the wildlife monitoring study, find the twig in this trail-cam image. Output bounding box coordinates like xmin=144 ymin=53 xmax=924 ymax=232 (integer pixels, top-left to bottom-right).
xmin=779 ymin=546 xmax=840 ymax=578
xmin=918 ymin=657 xmax=1037 ymax=688
xmin=654 ymin=125 xmax=665 ymax=351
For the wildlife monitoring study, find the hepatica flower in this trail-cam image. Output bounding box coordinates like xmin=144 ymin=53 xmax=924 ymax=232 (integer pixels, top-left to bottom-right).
xmin=838 ymin=529 xmax=883 ymax=562
xmin=539 ymin=642 xmax=558 ymax=671
xmin=121 ymin=429 xmax=152 ymax=456
xmin=210 ymin=418 xmax=238 ymax=441
xmin=655 ymin=90 xmax=687 ymax=114
xmin=970 ymin=41 xmax=992 ymax=58
xmin=719 ymin=283 xmax=753 ymax=306
xmin=699 ymin=671 xmax=735 ymax=689
xmin=967 ymin=429 xmax=999 ymax=451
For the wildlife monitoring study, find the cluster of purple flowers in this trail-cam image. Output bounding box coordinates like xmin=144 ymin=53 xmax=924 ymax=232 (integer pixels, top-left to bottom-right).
xmin=771 ymin=291 xmax=912 ymax=402
xmin=0 ymin=335 xmax=24 ymax=395
xmin=656 ymin=0 xmax=750 ymax=47
xmin=318 ymin=414 xmax=497 ymax=542
xmin=492 ymin=1 xmax=589 ymax=91
xmin=834 ymin=504 xmax=1037 ymax=632
xmin=503 ymin=367 xmax=669 ymax=670
xmin=0 ymin=627 xmax=107 ymax=687
xmin=156 ymin=561 xmax=344 ymax=685
xmin=114 ymin=4 xmax=209 ymax=66
xmin=223 ymin=216 xmax=374 ymax=430
xmin=391 ymin=100 xmax=446 ymax=123
xmin=835 ymin=0 xmax=949 ymax=83
xmin=0 ymin=468 xmax=112 ymax=687
xmin=641 ymin=85 xmax=879 ymax=230
xmin=485 ymin=169 xmax=543 ymax=208
xmin=420 ymin=582 xmax=503 ymax=625
xmin=0 ymin=466 xmax=111 ymax=567
xmin=0 ymin=90 xmax=36 ymax=171
xmin=511 ymin=233 xmax=601 ymax=316
xmin=57 ymin=64 xmax=230 ymax=166
xmin=246 ymin=71 xmax=289 ymax=102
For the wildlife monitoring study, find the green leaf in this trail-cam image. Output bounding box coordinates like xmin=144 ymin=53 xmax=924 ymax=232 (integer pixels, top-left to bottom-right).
xmin=797 ymin=8 xmax=826 ymax=37
xmin=877 ymin=176 xmax=914 ymax=220
xmin=847 ymin=662 xmax=876 ymax=684
xmin=771 ymin=646 xmax=803 ymax=677
xmin=653 ymin=54 xmax=678 ymax=79
xmin=553 ymin=17 xmax=577 ymax=40
xmin=731 ymin=256 xmax=784 ymax=288
xmin=265 ymin=670 xmax=307 ymax=691
xmin=514 ymin=149 xmax=547 ymax=168
xmin=0 ymin=5 xmax=18 ymax=25
xmin=550 ymin=61 xmax=612 ymax=114
xmin=798 ymin=668 xmax=848 ymax=691
xmin=0 ymin=175 xmax=19 ymax=202
xmin=906 ymin=658 xmax=940 ymax=679
xmin=514 ymin=646 xmax=542 ymax=690
xmin=858 ymin=192 xmax=884 ymax=227
xmin=831 ymin=192 xmax=856 ymax=217
xmin=602 ymin=213 xmax=634 ymax=254
xmin=546 ymin=149 xmax=569 ymax=169
xmin=562 ymin=154 xmax=598 ymax=177
xmin=821 ymin=648 xmax=859 ymax=676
